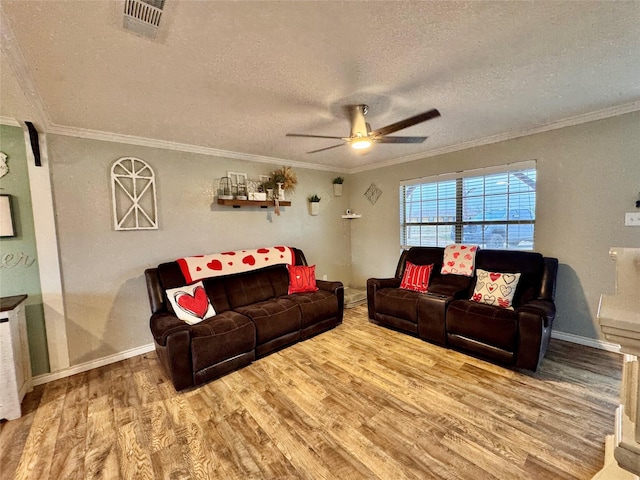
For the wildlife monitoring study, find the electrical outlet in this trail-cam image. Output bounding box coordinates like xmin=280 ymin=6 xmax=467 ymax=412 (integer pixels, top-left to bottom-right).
xmin=625 ymin=212 xmax=640 ymax=226
xmin=322 ymin=274 xmax=328 ymax=281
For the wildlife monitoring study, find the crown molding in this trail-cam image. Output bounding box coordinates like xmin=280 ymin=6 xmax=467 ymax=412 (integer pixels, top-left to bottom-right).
xmin=47 ymin=123 xmax=344 ymax=173
xmin=0 ymin=116 xmax=20 ymax=127
xmin=13 ymin=97 xmax=640 ymax=176
xmin=43 ymin=97 xmax=640 ymax=176
xmin=348 ymin=100 xmax=640 ymax=174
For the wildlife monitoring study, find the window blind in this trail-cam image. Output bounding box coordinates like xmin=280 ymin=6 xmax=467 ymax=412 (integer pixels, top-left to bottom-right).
xmin=400 ymin=161 xmax=537 ymax=250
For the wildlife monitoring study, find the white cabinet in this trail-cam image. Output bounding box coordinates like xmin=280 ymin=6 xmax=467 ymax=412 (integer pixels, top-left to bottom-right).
xmin=594 ymin=248 xmax=640 ymax=479
xmin=1 ymin=295 xmax=33 ymax=421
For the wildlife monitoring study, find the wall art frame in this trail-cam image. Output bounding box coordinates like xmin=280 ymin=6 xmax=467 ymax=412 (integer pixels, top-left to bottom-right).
xmin=364 ymin=183 xmax=383 ymax=205
xmin=0 ymin=194 xmax=16 ymax=237
xmin=111 ymin=157 xmax=158 ymax=231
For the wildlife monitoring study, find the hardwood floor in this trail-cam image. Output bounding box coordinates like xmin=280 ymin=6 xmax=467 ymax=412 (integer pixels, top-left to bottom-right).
xmin=1 ymin=305 xmax=621 ymax=479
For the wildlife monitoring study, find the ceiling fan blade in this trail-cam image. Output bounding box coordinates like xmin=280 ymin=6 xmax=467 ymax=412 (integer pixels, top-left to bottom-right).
xmin=370 ymin=109 xmax=441 ymax=137
xmin=307 ymin=143 xmax=345 ymax=154
xmin=286 ymin=133 xmax=344 ymax=140
xmin=376 ymin=136 xmax=427 ymax=144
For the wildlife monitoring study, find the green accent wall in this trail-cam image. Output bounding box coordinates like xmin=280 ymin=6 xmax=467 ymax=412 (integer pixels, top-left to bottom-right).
xmin=0 ymin=124 xmax=50 ymax=375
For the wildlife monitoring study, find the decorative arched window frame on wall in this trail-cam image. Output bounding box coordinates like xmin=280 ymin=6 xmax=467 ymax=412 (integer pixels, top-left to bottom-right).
xmin=111 ymin=157 xmax=158 ymax=231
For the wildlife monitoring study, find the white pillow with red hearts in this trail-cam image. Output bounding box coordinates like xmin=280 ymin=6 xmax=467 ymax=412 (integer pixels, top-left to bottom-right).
xmin=470 ymin=269 xmax=521 ymax=310
xmin=440 ymin=244 xmax=479 ymax=277
xmin=166 ymin=281 xmax=216 ymax=325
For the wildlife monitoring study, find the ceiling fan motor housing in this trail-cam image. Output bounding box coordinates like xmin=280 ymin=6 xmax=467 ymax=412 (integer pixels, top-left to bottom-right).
xmin=350 ymin=105 xmax=370 ymax=139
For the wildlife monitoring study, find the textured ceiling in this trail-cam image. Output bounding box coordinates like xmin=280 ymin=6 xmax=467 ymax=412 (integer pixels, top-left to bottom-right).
xmin=1 ymin=1 xmax=639 ymax=172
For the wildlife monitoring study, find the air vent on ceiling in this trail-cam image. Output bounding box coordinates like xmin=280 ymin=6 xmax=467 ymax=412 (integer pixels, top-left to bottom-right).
xmin=123 ymin=0 xmax=165 ymax=39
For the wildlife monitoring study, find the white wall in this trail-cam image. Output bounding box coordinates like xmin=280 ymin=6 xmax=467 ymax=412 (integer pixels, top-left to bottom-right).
xmin=47 ymin=135 xmax=350 ymax=366
xmin=349 ymin=111 xmax=640 ymax=341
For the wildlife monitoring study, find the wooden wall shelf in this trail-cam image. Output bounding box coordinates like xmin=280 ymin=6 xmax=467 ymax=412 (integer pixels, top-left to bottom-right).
xmin=217 ymin=198 xmax=291 ymax=209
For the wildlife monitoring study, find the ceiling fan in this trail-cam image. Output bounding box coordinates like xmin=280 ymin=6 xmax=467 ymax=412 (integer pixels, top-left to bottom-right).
xmin=286 ymin=105 xmax=441 ymax=154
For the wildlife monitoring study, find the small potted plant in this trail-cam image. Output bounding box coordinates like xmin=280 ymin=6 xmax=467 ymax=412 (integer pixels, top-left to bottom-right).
xmin=332 ymin=176 xmax=344 ymax=196
xmin=308 ymin=194 xmax=321 ymax=215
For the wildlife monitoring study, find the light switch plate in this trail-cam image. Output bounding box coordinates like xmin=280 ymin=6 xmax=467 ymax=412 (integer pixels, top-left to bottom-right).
xmin=625 ymin=212 xmax=640 ymax=226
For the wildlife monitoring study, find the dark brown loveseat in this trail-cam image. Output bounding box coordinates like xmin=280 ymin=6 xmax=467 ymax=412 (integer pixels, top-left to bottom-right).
xmin=145 ymin=248 xmax=343 ymax=390
xmin=367 ymin=247 xmax=558 ymax=371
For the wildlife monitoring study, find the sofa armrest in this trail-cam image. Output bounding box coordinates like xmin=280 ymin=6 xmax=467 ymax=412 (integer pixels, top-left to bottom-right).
xmin=150 ymin=312 xmax=192 ymax=346
xmin=145 ymin=268 xmax=165 ymax=315
xmin=316 ymin=279 xmax=342 ymax=294
xmin=367 ymin=277 xmax=401 ymax=319
xmin=157 ymin=328 xmax=194 ymax=390
xmin=517 ymin=299 xmax=556 ymax=328
xmin=515 ymin=299 xmax=555 ymax=370
xmin=368 ymin=277 xmax=401 ymax=290
xmin=316 ymin=280 xmax=345 ymax=323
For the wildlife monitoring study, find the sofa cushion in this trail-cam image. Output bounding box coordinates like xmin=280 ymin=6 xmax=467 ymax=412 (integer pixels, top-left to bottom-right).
xmin=157 ymin=261 xmax=231 ymax=314
xmin=202 ymin=278 xmax=232 ymax=313
xmin=157 ymin=261 xmax=188 ymax=289
xmin=399 ymin=248 xmax=444 ymax=277
xmin=400 ymin=262 xmax=433 ymax=293
xmin=475 ymin=250 xmax=544 ymax=307
xmin=470 ymin=269 xmax=521 ymax=310
xmin=267 ymin=266 xmax=290 ymax=297
xmin=282 ymin=290 xmax=338 ymax=330
xmin=189 ymin=311 xmax=256 ymax=373
xmin=236 ymin=298 xmax=301 ymax=345
xmin=397 ymin=247 xmax=473 ymax=298
xmin=376 ymin=288 xmax=421 ymax=324
xmin=165 ymin=281 xmax=216 ymax=325
xmin=446 ymin=299 xmax=518 ymax=352
xmin=225 ymin=268 xmax=276 ymax=308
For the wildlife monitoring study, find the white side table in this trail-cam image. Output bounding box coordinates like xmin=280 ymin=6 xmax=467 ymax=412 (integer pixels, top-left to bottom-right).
xmin=1 ymin=294 xmax=33 ymax=421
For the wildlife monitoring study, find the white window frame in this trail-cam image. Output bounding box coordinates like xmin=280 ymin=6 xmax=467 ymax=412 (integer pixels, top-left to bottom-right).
xmin=400 ymin=160 xmax=536 ymax=250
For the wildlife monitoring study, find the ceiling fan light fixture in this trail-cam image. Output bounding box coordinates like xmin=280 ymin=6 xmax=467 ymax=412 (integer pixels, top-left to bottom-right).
xmin=351 ymin=133 xmax=372 ymax=150
xmin=351 ymin=139 xmax=372 ymax=150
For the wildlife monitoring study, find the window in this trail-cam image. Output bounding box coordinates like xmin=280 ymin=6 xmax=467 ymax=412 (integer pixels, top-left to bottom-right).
xmin=400 ymin=161 xmax=536 ymax=250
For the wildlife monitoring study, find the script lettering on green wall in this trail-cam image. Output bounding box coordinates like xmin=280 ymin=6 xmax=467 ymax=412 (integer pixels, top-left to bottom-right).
xmin=0 ymin=251 xmax=37 ymax=268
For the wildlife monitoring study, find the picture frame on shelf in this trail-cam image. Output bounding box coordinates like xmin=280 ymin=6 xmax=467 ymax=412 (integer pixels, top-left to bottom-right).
xmin=226 ymin=172 xmax=248 ymax=187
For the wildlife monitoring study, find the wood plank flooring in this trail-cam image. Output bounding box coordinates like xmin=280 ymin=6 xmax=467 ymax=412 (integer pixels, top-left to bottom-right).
xmin=1 ymin=305 xmax=622 ymax=479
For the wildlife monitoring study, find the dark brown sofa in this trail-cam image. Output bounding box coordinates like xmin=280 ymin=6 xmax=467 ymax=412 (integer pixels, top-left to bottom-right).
xmin=367 ymin=247 xmax=558 ymax=371
xmin=145 ymin=248 xmax=343 ymax=390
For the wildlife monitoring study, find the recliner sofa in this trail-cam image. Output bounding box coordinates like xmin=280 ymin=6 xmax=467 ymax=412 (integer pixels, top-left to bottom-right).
xmin=145 ymin=248 xmax=343 ymax=390
xmin=367 ymin=247 xmax=558 ymax=371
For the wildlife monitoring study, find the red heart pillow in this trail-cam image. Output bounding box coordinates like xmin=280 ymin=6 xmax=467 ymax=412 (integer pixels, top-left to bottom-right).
xmin=165 ymin=280 xmax=216 ymax=324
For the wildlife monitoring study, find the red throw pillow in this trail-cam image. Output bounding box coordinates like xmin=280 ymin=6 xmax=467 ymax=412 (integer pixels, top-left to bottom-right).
xmin=400 ymin=261 xmax=433 ymax=293
xmin=287 ymin=265 xmax=319 ymax=294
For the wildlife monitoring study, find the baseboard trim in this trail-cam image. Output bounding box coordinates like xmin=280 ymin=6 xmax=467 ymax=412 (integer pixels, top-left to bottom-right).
xmin=32 ymin=343 xmax=156 ymax=387
xmin=29 ymin=331 xmax=620 ymax=387
xmin=551 ymin=330 xmax=621 ymax=353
